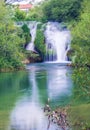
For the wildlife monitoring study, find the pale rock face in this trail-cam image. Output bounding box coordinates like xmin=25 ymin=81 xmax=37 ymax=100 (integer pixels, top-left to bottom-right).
xmin=6 ymin=0 xmax=44 ymax=5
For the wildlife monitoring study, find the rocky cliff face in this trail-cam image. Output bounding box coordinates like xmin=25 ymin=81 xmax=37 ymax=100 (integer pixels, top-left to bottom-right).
xmin=5 ymin=0 xmax=44 ymax=4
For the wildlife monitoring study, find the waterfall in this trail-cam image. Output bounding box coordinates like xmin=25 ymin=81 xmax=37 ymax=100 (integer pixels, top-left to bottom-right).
xmin=44 ymin=22 xmax=71 ymax=63
xmin=25 ymin=21 xmax=71 ymax=63
xmin=26 ymin=21 xmax=38 ymax=52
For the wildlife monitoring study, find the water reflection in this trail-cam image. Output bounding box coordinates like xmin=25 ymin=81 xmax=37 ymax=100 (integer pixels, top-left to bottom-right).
xmin=47 ymin=65 xmax=72 ymax=106
xmin=9 ymin=63 xmax=73 ymax=130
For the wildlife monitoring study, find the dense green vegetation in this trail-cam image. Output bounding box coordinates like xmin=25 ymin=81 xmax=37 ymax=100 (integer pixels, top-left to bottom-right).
xmin=71 ymin=0 xmax=90 ymax=66
xmin=14 ymin=5 xmax=45 ymax=22
xmin=42 ymin=0 xmax=83 ymax=22
xmin=35 ymin=27 xmax=46 ymax=59
xmin=21 ymin=24 xmax=31 ymax=46
xmin=26 ymin=6 xmax=45 ymax=22
xmin=72 ymin=67 xmax=90 ymax=105
xmin=70 ymin=0 xmax=90 ymax=105
xmin=69 ymin=0 xmax=90 ymax=127
xmin=68 ymin=104 xmax=90 ymax=129
xmin=0 ymin=1 xmax=26 ymax=71
xmin=14 ymin=8 xmax=26 ymax=21
xmin=15 ymin=0 xmax=83 ymax=23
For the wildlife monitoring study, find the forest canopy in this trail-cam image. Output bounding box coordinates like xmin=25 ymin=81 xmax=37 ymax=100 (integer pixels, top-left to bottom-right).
xmin=42 ymin=0 xmax=83 ymax=22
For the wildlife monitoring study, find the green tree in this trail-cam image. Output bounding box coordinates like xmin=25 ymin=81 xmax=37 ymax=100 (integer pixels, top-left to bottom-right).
xmin=26 ymin=6 xmax=45 ymax=22
xmin=42 ymin=0 xmax=83 ymax=22
xmin=71 ymin=0 xmax=90 ymax=66
xmin=70 ymin=0 xmax=90 ymax=108
xmin=14 ymin=8 xmax=26 ymax=21
xmin=0 ymin=1 xmax=25 ymax=71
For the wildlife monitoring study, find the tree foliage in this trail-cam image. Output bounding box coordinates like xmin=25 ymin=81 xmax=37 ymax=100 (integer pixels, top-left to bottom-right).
xmin=71 ymin=0 xmax=90 ymax=108
xmin=26 ymin=6 xmax=45 ymax=22
xmin=0 ymin=1 xmax=25 ymax=71
xmin=14 ymin=8 xmax=26 ymax=21
xmin=71 ymin=0 xmax=90 ymax=66
xmin=42 ymin=0 xmax=83 ymax=22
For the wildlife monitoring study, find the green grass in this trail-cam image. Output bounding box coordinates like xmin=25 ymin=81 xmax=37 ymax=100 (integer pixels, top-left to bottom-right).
xmin=68 ymin=104 xmax=90 ymax=130
xmin=0 ymin=110 xmax=10 ymax=130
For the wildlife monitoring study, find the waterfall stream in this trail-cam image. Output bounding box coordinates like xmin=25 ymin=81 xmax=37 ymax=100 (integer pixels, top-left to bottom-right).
xmin=26 ymin=21 xmax=38 ymax=52
xmin=44 ymin=22 xmax=71 ymax=63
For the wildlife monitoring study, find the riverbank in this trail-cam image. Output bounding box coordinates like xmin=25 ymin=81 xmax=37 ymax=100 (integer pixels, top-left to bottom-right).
xmin=43 ymin=103 xmax=90 ymax=130
xmin=0 ymin=66 xmax=25 ymax=73
xmin=68 ymin=104 xmax=90 ymax=130
xmin=0 ymin=110 xmax=10 ymax=130
xmin=0 ymin=54 xmax=43 ymax=73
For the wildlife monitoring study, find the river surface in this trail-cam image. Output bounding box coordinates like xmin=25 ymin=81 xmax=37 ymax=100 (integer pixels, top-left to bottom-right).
xmin=0 ymin=63 xmax=73 ymax=130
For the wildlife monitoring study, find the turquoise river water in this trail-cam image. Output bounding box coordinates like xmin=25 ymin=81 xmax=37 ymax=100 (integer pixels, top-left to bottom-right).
xmin=0 ymin=63 xmax=73 ymax=130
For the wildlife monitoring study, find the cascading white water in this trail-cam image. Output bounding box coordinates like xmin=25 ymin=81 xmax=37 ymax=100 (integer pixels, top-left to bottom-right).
xmin=44 ymin=22 xmax=71 ymax=63
xmin=26 ymin=21 xmax=38 ymax=52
